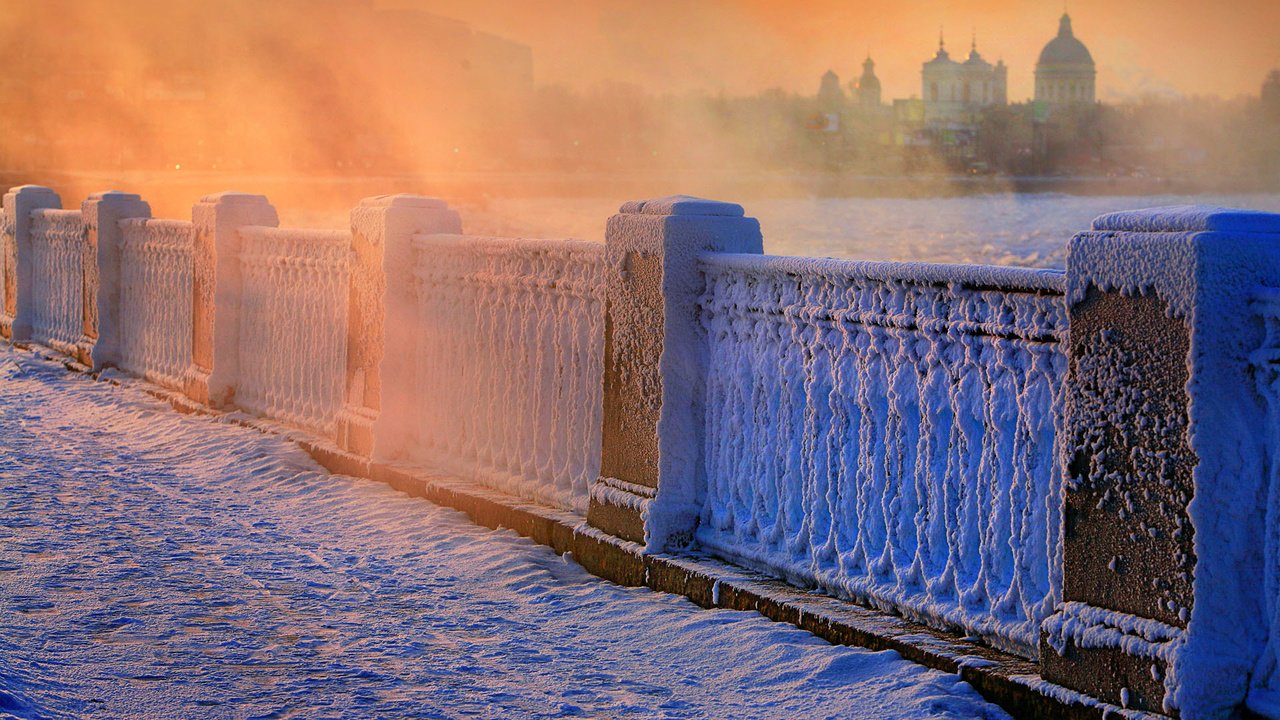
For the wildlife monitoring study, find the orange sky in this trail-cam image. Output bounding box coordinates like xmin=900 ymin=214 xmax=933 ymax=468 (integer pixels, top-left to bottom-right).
xmin=403 ymin=0 xmax=1280 ymax=101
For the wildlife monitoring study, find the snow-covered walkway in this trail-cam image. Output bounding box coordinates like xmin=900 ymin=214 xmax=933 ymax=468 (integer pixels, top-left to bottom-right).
xmin=0 ymin=347 xmax=1009 ymax=720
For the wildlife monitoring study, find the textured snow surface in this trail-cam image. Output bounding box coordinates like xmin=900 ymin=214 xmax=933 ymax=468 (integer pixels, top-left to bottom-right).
xmin=117 ymin=219 xmax=195 ymax=391
xmin=408 ymin=234 xmax=604 ymax=514
xmin=27 ymin=208 xmax=85 ymax=351
xmin=236 ymin=226 xmax=351 ymax=436
xmin=0 ymin=347 xmax=1009 ymax=720
xmin=696 ymin=253 xmax=1067 ymax=657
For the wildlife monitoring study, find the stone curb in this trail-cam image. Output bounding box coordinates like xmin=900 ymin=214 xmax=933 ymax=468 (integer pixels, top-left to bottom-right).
xmin=298 ymin=439 xmax=1159 ymax=720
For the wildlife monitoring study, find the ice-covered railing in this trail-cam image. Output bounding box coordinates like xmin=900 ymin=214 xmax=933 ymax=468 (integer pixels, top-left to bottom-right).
xmin=7 ymin=184 xmax=1280 ymax=715
xmin=405 ymin=234 xmax=606 ymax=513
xmin=116 ymin=219 xmax=195 ymax=392
xmin=28 ymin=208 xmax=88 ymax=356
xmin=695 ymin=254 xmax=1067 ymax=656
xmin=236 ymin=226 xmax=352 ymax=436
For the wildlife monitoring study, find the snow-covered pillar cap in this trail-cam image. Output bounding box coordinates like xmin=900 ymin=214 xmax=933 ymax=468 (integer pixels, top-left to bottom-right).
xmin=359 ymin=194 xmax=451 ymax=210
xmin=7 ymin=184 xmax=58 ymax=196
xmin=197 ymin=191 xmax=274 ymax=206
xmin=618 ymin=195 xmax=746 ymax=217
xmin=85 ymin=190 xmax=142 ymax=202
xmin=1091 ymin=205 xmax=1280 ymax=233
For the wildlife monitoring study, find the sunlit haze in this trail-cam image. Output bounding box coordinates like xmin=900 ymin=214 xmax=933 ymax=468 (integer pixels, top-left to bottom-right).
xmin=2 ymin=0 xmax=1278 ymax=222
xmin=418 ymin=0 xmax=1280 ymax=100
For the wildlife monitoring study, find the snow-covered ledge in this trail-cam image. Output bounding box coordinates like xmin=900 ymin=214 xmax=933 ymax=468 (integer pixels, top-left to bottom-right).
xmin=1042 ymin=206 xmax=1280 ymax=717
xmin=586 ymin=196 xmax=762 ymax=550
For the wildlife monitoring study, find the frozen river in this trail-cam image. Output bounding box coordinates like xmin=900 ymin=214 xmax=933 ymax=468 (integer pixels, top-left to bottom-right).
xmin=410 ymin=192 xmax=1280 ymax=270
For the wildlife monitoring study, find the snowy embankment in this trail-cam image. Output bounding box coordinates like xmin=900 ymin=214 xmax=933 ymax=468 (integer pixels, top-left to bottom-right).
xmin=0 ymin=346 xmax=1009 ymax=720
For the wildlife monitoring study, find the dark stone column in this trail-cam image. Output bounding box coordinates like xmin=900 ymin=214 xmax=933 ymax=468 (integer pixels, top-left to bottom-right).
xmin=84 ymin=191 xmax=150 ymax=370
xmin=1042 ymin=206 xmax=1280 ymax=717
xmin=189 ymin=193 xmax=278 ymax=407
xmin=354 ymin=195 xmax=461 ymax=461
xmin=3 ymin=185 xmax=61 ymax=342
xmin=586 ymin=196 xmax=761 ymax=550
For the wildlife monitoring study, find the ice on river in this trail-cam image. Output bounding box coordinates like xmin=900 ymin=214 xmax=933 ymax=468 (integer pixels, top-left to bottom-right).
xmin=401 ymin=192 xmax=1280 ymax=270
xmin=0 ymin=347 xmax=1009 ymax=720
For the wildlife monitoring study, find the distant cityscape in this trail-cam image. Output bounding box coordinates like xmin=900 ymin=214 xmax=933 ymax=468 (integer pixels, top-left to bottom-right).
xmin=2 ymin=4 xmax=1278 ymax=191
xmin=804 ymin=13 xmax=1280 ymax=182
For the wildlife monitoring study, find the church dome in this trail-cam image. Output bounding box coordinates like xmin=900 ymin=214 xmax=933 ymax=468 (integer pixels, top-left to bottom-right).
xmin=1038 ymin=14 xmax=1094 ymax=67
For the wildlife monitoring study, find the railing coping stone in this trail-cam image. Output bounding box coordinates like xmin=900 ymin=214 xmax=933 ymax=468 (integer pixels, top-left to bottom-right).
xmin=85 ymin=191 xmax=142 ymax=202
xmin=701 ymin=252 xmax=1068 ymax=293
xmin=358 ymin=194 xmax=449 ymax=209
xmin=8 ymin=185 xmax=57 ymax=195
xmin=1092 ymin=205 xmax=1280 ymax=234
xmin=618 ymin=195 xmax=745 ymax=218
xmin=197 ymin=192 xmax=274 ymax=205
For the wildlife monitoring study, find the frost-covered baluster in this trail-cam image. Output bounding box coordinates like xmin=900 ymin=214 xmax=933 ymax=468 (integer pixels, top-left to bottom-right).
xmin=190 ymin=193 xmax=278 ymax=407
xmin=85 ymin=191 xmax=150 ymax=370
xmin=1041 ymin=206 xmax=1280 ymax=717
xmin=359 ymin=195 xmax=461 ymax=462
xmin=586 ymin=196 xmax=762 ymax=551
xmin=4 ymin=185 xmax=61 ymax=342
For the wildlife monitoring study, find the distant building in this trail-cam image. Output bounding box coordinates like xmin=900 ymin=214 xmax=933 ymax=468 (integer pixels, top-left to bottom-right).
xmin=1035 ymin=14 xmax=1096 ymax=105
xmin=1264 ymin=70 xmax=1280 ymax=119
xmin=857 ymin=56 xmax=882 ymax=108
xmin=921 ymin=34 xmax=1007 ymax=124
xmin=818 ymin=70 xmax=846 ymax=110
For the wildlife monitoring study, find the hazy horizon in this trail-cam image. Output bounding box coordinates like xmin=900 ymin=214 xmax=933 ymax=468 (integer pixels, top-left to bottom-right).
xmin=399 ymin=0 xmax=1280 ymax=102
xmin=2 ymin=0 xmax=1278 ymax=218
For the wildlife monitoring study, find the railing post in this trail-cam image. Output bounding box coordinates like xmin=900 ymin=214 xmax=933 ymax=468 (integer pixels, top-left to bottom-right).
xmin=84 ymin=191 xmax=150 ymax=370
xmin=189 ymin=193 xmax=277 ymax=407
xmin=3 ymin=185 xmax=61 ymax=342
xmin=357 ymin=195 xmax=461 ymax=461
xmin=586 ymin=196 xmax=762 ymax=551
xmin=1042 ymin=206 xmax=1280 ymax=717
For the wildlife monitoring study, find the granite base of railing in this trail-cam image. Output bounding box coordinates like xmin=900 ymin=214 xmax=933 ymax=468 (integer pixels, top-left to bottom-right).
xmin=9 ymin=342 xmax=1159 ymax=720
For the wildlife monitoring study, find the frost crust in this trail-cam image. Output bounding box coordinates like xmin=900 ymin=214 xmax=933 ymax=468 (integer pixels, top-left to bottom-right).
xmin=117 ymin=218 xmax=195 ymax=391
xmin=235 ymin=226 xmax=352 ymax=436
xmin=406 ymin=234 xmax=605 ymax=514
xmin=695 ymin=252 xmax=1067 ymax=656
xmin=28 ymin=209 xmax=86 ymax=354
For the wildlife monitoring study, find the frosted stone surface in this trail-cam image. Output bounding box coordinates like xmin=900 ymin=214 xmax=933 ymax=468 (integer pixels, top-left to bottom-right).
xmin=117 ymin=219 xmax=195 ymax=391
xmin=0 ymin=209 xmax=12 ymax=329
xmin=28 ymin=209 xmax=86 ymax=354
xmin=236 ymin=227 xmax=351 ymax=436
xmin=695 ymin=253 xmax=1068 ymax=657
xmin=408 ymin=234 xmax=605 ymax=514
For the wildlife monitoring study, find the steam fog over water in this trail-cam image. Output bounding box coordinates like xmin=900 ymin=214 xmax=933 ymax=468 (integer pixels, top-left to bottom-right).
xmin=299 ymin=192 xmax=1280 ymax=270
